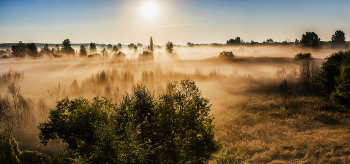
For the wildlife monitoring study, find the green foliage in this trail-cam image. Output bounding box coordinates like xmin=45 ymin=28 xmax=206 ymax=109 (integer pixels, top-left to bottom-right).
xmin=166 ymin=41 xmax=174 ymax=53
xmin=331 ymin=30 xmax=346 ymax=48
xmin=0 ymin=129 xmax=21 ymax=164
xmin=300 ymin=32 xmax=321 ymax=49
xmin=331 ymin=65 xmax=350 ymax=105
xmin=79 ymin=45 xmax=87 ymax=56
xmin=39 ymin=80 xmax=219 ymax=163
xmin=317 ymin=50 xmax=350 ymax=94
xmin=61 ymin=39 xmax=75 ymax=55
xmin=38 ymin=97 xmax=110 ymax=157
xmin=11 ymin=41 xmax=26 ymax=58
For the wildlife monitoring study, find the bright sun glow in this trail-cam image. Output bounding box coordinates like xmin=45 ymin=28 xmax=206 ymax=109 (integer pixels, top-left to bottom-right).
xmin=141 ymin=1 xmax=158 ymax=19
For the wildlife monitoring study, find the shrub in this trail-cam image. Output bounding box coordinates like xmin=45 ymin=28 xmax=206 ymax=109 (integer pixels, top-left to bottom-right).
xmin=219 ymin=51 xmax=235 ymax=59
xmin=317 ymin=50 xmax=350 ymax=94
xmin=38 ymin=80 xmax=219 ymax=163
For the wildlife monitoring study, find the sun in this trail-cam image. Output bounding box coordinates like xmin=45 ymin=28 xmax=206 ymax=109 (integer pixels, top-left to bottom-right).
xmin=141 ymin=1 xmax=159 ymax=19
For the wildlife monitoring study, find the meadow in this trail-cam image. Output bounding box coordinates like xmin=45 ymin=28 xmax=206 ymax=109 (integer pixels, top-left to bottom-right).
xmin=0 ymin=44 xmax=349 ymax=163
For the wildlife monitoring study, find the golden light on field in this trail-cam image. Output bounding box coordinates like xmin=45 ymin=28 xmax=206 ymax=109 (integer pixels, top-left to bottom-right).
xmin=141 ymin=1 xmax=158 ymax=19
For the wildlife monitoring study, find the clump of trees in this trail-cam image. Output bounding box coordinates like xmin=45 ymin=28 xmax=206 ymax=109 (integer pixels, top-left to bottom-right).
xmin=11 ymin=41 xmax=27 ymax=58
xmin=331 ymin=30 xmax=346 ymax=49
xmin=300 ymin=32 xmax=321 ymax=49
xmin=79 ymin=45 xmax=87 ymax=56
xmin=218 ymin=51 xmax=235 ymax=59
xmin=166 ymin=41 xmax=174 ymax=53
xmin=61 ymin=39 xmax=75 ymax=55
xmin=226 ymin=37 xmax=243 ymax=45
xmin=90 ymin=42 xmax=97 ymax=53
xmin=316 ymin=50 xmax=350 ymax=105
xmin=38 ymin=80 xmax=219 ymax=163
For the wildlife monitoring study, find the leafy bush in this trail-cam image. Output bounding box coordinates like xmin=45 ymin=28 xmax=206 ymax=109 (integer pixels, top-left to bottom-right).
xmin=39 ymin=80 xmax=219 ymax=163
xmin=294 ymin=53 xmax=313 ymax=61
xmin=219 ymin=51 xmax=235 ymax=59
xmin=330 ymin=65 xmax=350 ymax=105
xmin=317 ymin=50 xmax=350 ymax=95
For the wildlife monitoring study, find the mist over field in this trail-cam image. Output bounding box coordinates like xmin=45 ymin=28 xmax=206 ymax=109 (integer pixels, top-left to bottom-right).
xmin=1 ymin=0 xmax=350 ymax=163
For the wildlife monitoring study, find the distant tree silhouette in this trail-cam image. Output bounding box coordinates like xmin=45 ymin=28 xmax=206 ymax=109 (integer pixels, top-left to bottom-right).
xmin=166 ymin=41 xmax=174 ymax=53
xmin=11 ymin=41 xmax=26 ymax=58
xmin=331 ymin=30 xmax=345 ymax=48
xmin=117 ymin=43 xmax=122 ymax=49
xmin=128 ymin=43 xmax=135 ymax=49
xmin=61 ymin=39 xmax=75 ymax=55
xmin=218 ymin=51 xmax=235 ymax=59
xmin=250 ymin=40 xmax=256 ymax=45
xmin=112 ymin=45 xmax=118 ymax=53
xmin=300 ymin=32 xmax=321 ymax=49
xmin=55 ymin=44 xmax=60 ymax=53
xmin=264 ymin=38 xmax=274 ymax=44
xmin=133 ymin=45 xmax=137 ymax=51
xmin=295 ymin=38 xmax=300 ymax=47
xmin=187 ymin=42 xmax=195 ymax=47
xmin=294 ymin=53 xmax=313 ymax=60
xmin=26 ymin=43 xmax=40 ymax=57
xmin=90 ymin=42 xmax=97 ymax=53
xmin=40 ymin=44 xmax=50 ymax=56
xmin=226 ymin=37 xmax=242 ymax=45
xmin=149 ymin=36 xmax=154 ymax=52
xmin=79 ymin=45 xmax=87 ymax=56
xmin=101 ymin=48 xmax=108 ymax=58
xmin=107 ymin=44 xmax=112 ymax=50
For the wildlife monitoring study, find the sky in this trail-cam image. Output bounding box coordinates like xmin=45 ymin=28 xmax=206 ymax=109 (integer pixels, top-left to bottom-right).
xmin=0 ymin=0 xmax=349 ymax=45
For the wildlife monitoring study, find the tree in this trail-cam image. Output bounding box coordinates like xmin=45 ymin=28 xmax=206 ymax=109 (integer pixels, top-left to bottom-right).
xmin=218 ymin=51 xmax=235 ymax=59
xmin=55 ymin=44 xmax=60 ymax=54
xmin=11 ymin=41 xmax=26 ymax=58
xmin=90 ymin=42 xmax=97 ymax=53
xmin=331 ymin=65 xmax=350 ymax=105
xmin=128 ymin=43 xmax=135 ymax=49
xmin=61 ymin=39 xmax=75 ymax=55
xmin=79 ymin=45 xmax=87 ymax=56
xmin=40 ymin=44 xmax=50 ymax=56
xmin=26 ymin=43 xmax=40 ymax=57
xmin=264 ymin=38 xmax=274 ymax=44
xmin=187 ymin=42 xmax=194 ymax=47
xmin=149 ymin=36 xmax=154 ymax=52
xmin=107 ymin=44 xmax=112 ymax=50
xmin=295 ymin=38 xmax=300 ymax=47
xmin=300 ymin=32 xmax=321 ymax=49
xmin=112 ymin=45 xmax=118 ymax=53
xmin=226 ymin=37 xmax=242 ymax=45
xmin=317 ymin=50 xmax=350 ymax=94
xmin=165 ymin=41 xmax=174 ymax=53
xmin=331 ymin=30 xmax=346 ymax=48
xmin=38 ymin=80 xmax=219 ymax=163
xmin=117 ymin=43 xmax=122 ymax=49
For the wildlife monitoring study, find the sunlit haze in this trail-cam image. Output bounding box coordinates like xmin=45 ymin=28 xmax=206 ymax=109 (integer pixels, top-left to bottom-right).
xmin=141 ymin=1 xmax=159 ymax=19
xmin=0 ymin=0 xmax=349 ymax=44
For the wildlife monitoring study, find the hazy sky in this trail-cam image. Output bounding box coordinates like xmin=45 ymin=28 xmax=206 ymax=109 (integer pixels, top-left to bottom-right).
xmin=1 ymin=0 xmax=349 ymax=45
